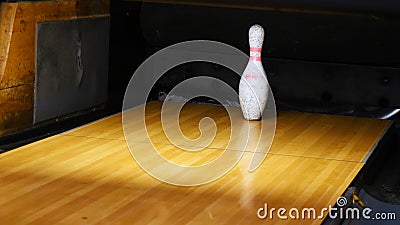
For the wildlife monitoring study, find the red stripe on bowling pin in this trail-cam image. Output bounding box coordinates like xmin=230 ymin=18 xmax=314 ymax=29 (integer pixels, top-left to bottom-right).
xmin=250 ymin=56 xmax=262 ymax=61
xmin=250 ymin=47 xmax=262 ymax=53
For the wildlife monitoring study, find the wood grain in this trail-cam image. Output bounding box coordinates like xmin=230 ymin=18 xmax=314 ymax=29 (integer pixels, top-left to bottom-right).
xmin=67 ymin=101 xmax=390 ymax=162
xmin=0 ymin=101 xmax=390 ymax=224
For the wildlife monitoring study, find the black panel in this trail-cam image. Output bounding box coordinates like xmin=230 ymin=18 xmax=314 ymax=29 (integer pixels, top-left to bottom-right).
xmin=141 ymin=2 xmax=400 ymax=67
xmin=108 ymin=0 xmax=147 ymax=110
xmin=135 ymin=2 xmax=400 ymax=111
xmin=35 ymin=17 xmax=109 ymax=123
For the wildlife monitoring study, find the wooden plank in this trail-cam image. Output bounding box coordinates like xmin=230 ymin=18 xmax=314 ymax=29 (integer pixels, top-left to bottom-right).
xmin=0 ymin=102 xmax=390 ymax=224
xmin=269 ymin=111 xmax=390 ymax=162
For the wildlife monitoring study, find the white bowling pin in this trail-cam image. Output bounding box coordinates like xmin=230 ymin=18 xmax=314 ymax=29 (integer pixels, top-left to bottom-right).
xmin=239 ymin=24 xmax=269 ymax=120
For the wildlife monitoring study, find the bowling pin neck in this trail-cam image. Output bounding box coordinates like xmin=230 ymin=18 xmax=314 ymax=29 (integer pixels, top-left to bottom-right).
xmin=248 ymin=24 xmax=264 ymax=62
xmin=249 ymin=47 xmax=262 ymax=62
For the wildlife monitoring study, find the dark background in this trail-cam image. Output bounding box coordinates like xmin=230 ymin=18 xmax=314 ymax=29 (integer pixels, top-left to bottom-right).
xmin=110 ymin=0 xmax=400 ymax=118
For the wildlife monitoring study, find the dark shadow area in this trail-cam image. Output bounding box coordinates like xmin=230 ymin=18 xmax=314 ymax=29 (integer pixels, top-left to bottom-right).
xmin=362 ymin=121 xmax=400 ymax=205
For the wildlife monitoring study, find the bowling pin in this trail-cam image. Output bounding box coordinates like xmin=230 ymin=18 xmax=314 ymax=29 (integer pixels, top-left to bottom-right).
xmin=239 ymin=24 xmax=269 ymax=120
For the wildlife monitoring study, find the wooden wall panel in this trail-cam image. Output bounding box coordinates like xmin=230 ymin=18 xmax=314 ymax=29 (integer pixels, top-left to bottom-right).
xmin=0 ymin=0 xmax=109 ymax=136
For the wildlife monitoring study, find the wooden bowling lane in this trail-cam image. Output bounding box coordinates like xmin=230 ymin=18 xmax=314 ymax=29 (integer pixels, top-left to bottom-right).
xmin=0 ymin=101 xmax=391 ymax=224
xmin=64 ymin=101 xmax=390 ymax=162
xmin=1 ymin=136 xmax=363 ymax=225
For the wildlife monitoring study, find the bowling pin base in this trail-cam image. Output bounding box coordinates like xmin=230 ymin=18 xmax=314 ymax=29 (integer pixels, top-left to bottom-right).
xmin=245 ymin=117 xmax=261 ymax=121
xmin=239 ymin=101 xmax=263 ymax=121
xmin=239 ymin=79 xmax=268 ymax=121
